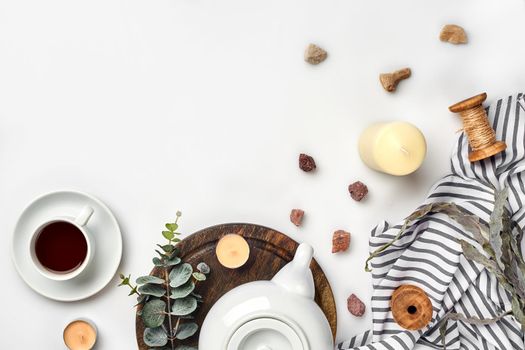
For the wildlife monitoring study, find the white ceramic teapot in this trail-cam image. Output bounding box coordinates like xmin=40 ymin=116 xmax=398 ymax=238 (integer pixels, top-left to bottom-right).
xmin=199 ymin=243 xmax=334 ymax=350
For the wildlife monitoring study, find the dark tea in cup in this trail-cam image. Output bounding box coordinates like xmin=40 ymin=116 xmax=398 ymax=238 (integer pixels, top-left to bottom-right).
xmin=35 ymin=221 xmax=88 ymax=273
xmin=29 ymin=205 xmax=95 ymax=281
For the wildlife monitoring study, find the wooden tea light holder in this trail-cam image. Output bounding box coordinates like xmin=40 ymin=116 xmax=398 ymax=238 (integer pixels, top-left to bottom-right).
xmin=449 ymin=93 xmax=507 ymax=162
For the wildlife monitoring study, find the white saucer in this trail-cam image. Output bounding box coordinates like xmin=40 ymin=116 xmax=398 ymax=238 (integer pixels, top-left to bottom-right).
xmin=11 ymin=190 xmax=122 ymax=302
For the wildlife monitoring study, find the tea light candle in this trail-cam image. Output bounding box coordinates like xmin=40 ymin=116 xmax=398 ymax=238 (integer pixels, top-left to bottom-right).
xmin=358 ymin=121 xmax=426 ymax=176
xmin=216 ymin=234 xmax=250 ymax=269
xmin=63 ymin=319 xmax=97 ymax=350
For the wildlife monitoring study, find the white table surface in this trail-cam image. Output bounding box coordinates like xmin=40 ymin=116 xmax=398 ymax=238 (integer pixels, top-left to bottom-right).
xmin=1 ymin=0 xmax=524 ymax=348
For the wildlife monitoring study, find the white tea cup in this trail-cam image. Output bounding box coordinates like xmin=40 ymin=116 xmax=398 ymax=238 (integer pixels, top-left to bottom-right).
xmin=29 ymin=206 xmax=95 ymax=281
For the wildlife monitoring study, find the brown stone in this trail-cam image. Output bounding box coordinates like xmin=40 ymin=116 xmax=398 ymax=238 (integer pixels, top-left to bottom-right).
xmin=332 ymin=230 xmax=351 ymax=253
xmin=348 ymin=181 xmax=368 ymax=201
xmin=440 ymin=24 xmax=468 ymax=45
xmin=304 ymin=44 xmax=327 ymax=65
xmin=290 ymin=209 xmax=305 ymax=227
xmin=299 ymin=153 xmax=316 ymax=172
xmin=347 ymin=294 xmax=366 ymax=317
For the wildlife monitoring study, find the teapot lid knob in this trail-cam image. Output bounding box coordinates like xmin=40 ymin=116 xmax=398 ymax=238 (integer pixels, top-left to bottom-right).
xmin=292 ymin=244 xmax=314 ymax=269
xmin=271 ymin=243 xmax=315 ymax=299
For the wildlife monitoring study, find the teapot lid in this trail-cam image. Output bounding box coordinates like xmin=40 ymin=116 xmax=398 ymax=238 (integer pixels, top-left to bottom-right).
xmin=227 ymin=318 xmax=307 ymax=350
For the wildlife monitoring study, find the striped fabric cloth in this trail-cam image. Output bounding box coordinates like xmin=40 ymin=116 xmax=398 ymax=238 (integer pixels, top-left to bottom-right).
xmin=338 ymin=94 xmax=525 ymax=350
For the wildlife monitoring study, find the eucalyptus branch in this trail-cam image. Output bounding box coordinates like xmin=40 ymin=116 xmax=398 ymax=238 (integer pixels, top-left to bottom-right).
xmin=164 ymin=268 xmax=175 ymax=350
xmin=118 ymin=274 xmax=139 ymax=296
xmin=118 ymin=212 xmax=209 ymax=350
xmin=173 ymin=317 xmax=181 ymax=340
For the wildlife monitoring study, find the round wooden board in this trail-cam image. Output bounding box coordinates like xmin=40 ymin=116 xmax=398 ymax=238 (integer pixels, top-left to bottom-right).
xmin=136 ymin=223 xmax=337 ymax=348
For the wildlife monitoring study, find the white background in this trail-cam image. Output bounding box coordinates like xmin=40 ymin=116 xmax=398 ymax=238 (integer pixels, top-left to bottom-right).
xmin=1 ymin=0 xmax=524 ymax=348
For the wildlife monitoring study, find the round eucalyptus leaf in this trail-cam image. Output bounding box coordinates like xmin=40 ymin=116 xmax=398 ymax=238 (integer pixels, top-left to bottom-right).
xmin=170 ymin=281 xmax=195 ymax=299
xmin=175 ymin=346 xmax=197 ymax=350
xmin=143 ymin=326 xmax=168 ymax=347
xmin=192 ymin=272 xmax=206 ymax=281
xmin=165 ymin=222 xmax=179 ymax=232
xmin=138 ymin=284 xmax=166 ymax=297
xmin=136 ymin=275 xmax=164 ymax=285
xmin=166 ymin=256 xmax=181 ymax=266
xmin=136 ymin=294 xmax=148 ymax=307
xmin=175 ymin=322 xmax=199 ymax=340
xmin=157 ymin=244 xmax=175 ymax=253
xmin=197 ymin=262 xmax=210 ymax=274
xmin=171 ymin=296 xmax=197 ymax=316
xmin=162 ymin=230 xmax=175 ymax=240
xmin=152 ymin=257 xmax=165 ymax=267
xmin=142 ymin=299 xmax=166 ymax=328
xmin=169 ymin=263 xmax=193 ymax=288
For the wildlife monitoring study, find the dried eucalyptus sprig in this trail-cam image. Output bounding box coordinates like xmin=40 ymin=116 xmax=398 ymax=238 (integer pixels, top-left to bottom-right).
xmin=365 ymin=188 xmax=525 ymax=344
xmin=453 ymin=189 xmax=525 ymax=330
xmin=364 ymin=202 xmax=486 ymax=272
xmin=439 ymin=310 xmax=511 ymax=349
xmin=118 ymin=212 xmax=210 ymax=350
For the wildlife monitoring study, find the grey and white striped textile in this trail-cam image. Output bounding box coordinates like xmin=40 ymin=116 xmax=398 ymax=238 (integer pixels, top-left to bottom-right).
xmin=338 ymin=94 xmax=525 ymax=350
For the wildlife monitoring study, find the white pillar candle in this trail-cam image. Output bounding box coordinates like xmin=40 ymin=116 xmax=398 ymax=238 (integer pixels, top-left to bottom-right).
xmin=358 ymin=121 xmax=426 ymax=176
xmin=63 ymin=319 xmax=97 ymax=350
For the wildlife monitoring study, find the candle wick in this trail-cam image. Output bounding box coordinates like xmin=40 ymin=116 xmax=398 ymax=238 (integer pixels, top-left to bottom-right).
xmin=400 ymin=147 xmax=409 ymax=156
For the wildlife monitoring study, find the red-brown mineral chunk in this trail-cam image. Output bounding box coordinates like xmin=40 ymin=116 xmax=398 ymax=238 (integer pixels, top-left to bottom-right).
xmin=332 ymin=230 xmax=351 ymax=253
xmin=299 ymin=153 xmax=316 ymax=172
xmin=347 ymin=293 xmax=366 ymax=317
xmin=290 ymin=209 xmax=305 ymax=227
xmin=348 ymin=181 xmax=368 ymax=201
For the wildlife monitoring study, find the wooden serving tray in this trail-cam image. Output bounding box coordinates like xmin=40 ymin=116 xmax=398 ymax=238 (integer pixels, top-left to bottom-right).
xmin=136 ymin=223 xmax=337 ymax=348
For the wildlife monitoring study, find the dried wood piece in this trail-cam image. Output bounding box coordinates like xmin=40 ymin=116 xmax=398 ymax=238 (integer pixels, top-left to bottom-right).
xmin=347 ymin=294 xmax=366 ymax=317
xmin=440 ymin=24 xmax=468 ymax=45
xmin=304 ymin=44 xmax=328 ymax=65
xmin=332 ymin=230 xmax=351 ymax=253
xmin=380 ymin=68 xmax=411 ymax=92
xmin=290 ymin=209 xmax=305 ymax=227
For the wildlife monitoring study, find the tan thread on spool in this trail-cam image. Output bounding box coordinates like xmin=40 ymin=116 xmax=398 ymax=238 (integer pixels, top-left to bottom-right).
xmin=449 ymin=93 xmax=506 ymax=162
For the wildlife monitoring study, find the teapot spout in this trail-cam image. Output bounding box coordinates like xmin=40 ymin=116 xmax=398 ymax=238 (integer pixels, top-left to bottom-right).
xmin=271 ymin=243 xmax=315 ymax=299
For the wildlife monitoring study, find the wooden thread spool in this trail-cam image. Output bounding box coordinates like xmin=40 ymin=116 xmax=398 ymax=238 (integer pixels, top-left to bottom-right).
xmin=391 ymin=285 xmax=433 ymax=330
xmin=449 ymin=93 xmax=507 ymax=162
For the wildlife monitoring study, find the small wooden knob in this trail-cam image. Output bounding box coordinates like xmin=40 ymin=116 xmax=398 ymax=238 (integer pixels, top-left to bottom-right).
xmin=391 ymin=285 xmax=433 ymax=330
